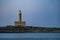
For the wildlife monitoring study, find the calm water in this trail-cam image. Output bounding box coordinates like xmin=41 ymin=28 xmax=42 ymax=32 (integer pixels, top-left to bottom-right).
xmin=0 ymin=33 xmax=60 ymax=40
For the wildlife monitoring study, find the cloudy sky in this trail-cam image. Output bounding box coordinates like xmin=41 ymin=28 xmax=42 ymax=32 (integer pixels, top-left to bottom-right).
xmin=0 ymin=0 xmax=60 ymax=27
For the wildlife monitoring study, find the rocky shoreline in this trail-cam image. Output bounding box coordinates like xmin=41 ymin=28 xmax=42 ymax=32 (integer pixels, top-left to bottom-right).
xmin=0 ymin=26 xmax=60 ymax=33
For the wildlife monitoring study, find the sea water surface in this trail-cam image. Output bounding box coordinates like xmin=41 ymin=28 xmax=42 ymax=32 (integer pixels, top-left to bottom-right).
xmin=0 ymin=33 xmax=60 ymax=40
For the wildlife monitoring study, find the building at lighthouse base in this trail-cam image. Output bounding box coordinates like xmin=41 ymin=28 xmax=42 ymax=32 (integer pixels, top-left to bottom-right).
xmin=15 ymin=21 xmax=26 ymax=27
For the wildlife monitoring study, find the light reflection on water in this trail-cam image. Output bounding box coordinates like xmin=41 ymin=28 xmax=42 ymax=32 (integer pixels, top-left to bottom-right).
xmin=0 ymin=33 xmax=60 ymax=38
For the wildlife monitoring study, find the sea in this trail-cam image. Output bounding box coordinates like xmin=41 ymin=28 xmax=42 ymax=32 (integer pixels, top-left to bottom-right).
xmin=0 ymin=33 xmax=60 ymax=40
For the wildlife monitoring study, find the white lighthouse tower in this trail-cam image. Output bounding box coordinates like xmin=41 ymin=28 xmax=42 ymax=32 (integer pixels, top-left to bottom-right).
xmin=18 ymin=10 xmax=22 ymax=21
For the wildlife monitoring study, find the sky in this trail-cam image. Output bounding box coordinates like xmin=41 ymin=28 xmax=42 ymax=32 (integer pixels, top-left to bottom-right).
xmin=0 ymin=0 xmax=60 ymax=27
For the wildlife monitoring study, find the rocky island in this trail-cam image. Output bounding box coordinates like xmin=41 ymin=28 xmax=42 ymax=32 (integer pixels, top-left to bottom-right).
xmin=0 ymin=26 xmax=60 ymax=33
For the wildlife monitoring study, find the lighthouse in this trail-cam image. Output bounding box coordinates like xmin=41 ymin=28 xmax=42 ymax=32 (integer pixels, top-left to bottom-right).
xmin=14 ymin=10 xmax=26 ymax=27
xmin=18 ymin=10 xmax=22 ymax=21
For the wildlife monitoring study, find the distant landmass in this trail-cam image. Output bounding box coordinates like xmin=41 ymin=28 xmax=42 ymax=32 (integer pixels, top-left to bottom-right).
xmin=0 ymin=26 xmax=60 ymax=33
